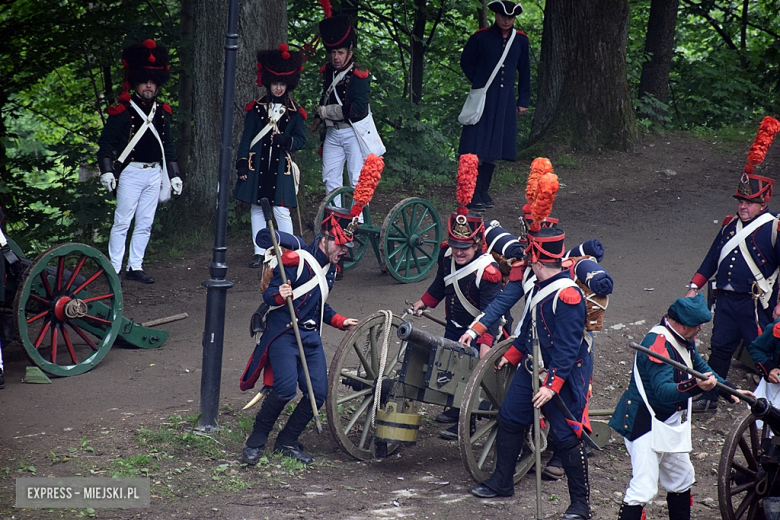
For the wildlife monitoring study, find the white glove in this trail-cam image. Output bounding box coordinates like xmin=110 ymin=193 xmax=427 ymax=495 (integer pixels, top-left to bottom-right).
xmin=170 ymin=176 xmax=183 ymax=195
xmin=100 ymin=172 xmax=116 ymax=192
xmin=317 ymin=104 xmax=343 ymax=121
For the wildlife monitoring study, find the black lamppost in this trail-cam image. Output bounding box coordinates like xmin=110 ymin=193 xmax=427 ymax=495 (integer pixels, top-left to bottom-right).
xmin=199 ymin=0 xmax=239 ymax=430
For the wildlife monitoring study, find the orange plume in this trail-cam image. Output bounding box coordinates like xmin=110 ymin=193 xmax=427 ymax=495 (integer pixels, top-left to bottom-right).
xmin=526 ymin=157 xmax=553 ymax=205
xmin=530 ymin=172 xmax=559 ymax=232
xmin=745 ymin=116 xmax=780 ymax=174
xmin=351 ymin=154 xmax=384 ymax=217
xmin=457 ymin=154 xmax=479 ymax=212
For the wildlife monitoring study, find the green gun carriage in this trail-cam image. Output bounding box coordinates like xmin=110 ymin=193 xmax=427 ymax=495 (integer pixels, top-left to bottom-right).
xmin=0 ymin=233 xmax=176 ymax=377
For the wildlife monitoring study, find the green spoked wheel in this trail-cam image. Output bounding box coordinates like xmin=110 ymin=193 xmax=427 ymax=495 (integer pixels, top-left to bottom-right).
xmin=379 ymin=197 xmax=442 ymax=283
xmin=718 ymin=410 xmax=769 ymax=520
xmin=459 ymin=338 xmax=547 ymax=483
xmin=14 ymin=243 xmax=123 ymax=377
xmin=316 ymin=187 xmax=371 ymax=271
xmin=326 ymin=311 xmax=407 ymax=460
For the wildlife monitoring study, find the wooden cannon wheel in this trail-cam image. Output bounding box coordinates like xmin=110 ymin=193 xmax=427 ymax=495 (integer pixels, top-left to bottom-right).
xmin=325 ymin=311 xmax=408 ymax=460
xmin=459 ymin=338 xmax=548 ymax=483
xmin=13 ymin=243 xmax=123 ymax=377
xmin=718 ymin=410 xmax=771 ymax=520
xmin=379 ymin=197 xmax=442 ymax=284
xmin=315 ymin=187 xmax=372 ymax=271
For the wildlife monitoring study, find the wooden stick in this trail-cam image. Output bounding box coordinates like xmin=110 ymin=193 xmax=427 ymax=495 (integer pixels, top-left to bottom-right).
xmin=141 ymin=312 xmax=189 ymax=328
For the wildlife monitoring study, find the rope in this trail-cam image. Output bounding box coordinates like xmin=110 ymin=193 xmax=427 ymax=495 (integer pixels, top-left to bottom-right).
xmin=370 ymin=310 xmax=394 ymax=429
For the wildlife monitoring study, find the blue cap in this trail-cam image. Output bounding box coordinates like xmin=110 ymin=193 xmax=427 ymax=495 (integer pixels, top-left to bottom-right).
xmin=667 ymin=294 xmax=712 ymax=327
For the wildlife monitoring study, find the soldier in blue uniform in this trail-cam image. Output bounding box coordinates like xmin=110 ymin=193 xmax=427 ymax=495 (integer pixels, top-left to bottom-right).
xmin=314 ymin=14 xmax=371 ymax=205
xmin=97 ymin=40 xmax=183 ymax=284
xmin=458 ymin=0 xmax=531 ymax=211
xmin=461 ymin=226 xmax=592 ymax=520
xmin=239 ymin=208 xmax=359 ymax=465
xmin=234 ymin=45 xmax=307 ymax=268
xmin=609 ymin=296 xmax=748 ymax=520
xmin=685 ymin=171 xmax=780 ymax=413
xmin=412 ymin=204 xmax=502 ymax=439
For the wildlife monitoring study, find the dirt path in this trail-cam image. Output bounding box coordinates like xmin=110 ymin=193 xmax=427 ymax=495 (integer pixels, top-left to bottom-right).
xmin=1 ymin=132 xmax=777 ymax=519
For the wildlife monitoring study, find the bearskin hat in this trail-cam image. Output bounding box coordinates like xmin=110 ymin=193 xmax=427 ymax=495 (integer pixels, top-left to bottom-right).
xmin=122 ymin=39 xmax=170 ymax=87
xmin=319 ymin=15 xmax=357 ymax=51
xmin=256 ymin=44 xmax=304 ymax=90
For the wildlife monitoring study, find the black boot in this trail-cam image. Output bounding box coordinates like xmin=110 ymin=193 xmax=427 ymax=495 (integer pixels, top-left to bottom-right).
xmin=617 ymin=502 xmax=644 ymax=520
xmin=560 ymin=443 xmax=591 ymax=519
xmin=667 ymin=489 xmax=691 ymax=520
xmin=479 ymin=162 xmax=496 ymax=208
xmin=274 ymin=397 xmax=319 ymax=464
xmin=243 ymin=390 xmax=288 ymax=465
xmin=467 ymin=178 xmax=486 ymax=212
xmin=473 ymin=417 xmax=528 ymax=497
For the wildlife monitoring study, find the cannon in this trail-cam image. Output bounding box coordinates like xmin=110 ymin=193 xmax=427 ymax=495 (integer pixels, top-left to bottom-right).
xmin=325 ymin=312 xmax=549 ymax=483
xmin=315 ymin=187 xmax=442 ymax=283
xmin=630 ymin=342 xmax=780 ymax=520
xmin=0 ymin=232 xmax=183 ymax=377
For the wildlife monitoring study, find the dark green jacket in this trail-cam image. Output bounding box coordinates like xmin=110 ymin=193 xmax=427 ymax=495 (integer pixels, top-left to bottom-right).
xmin=318 ymin=62 xmax=370 ymax=122
xmin=96 ymin=94 xmax=176 ymax=175
xmin=233 ymin=96 xmax=306 ymax=207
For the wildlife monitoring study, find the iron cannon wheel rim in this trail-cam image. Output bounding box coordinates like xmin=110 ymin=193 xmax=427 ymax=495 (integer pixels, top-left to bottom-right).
xmin=316 ymin=187 xmax=371 ymax=271
xmin=325 ymin=311 xmax=407 ymax=460
xmin=718 ymin=410 xmax=769 ymax=520
xmin=379 ymin=198 xmax=442 ymax=284
xmin=459 ymin=338 xmax=544 ymax=483
xmin=13 ymin=243 xmax=123 ymax=377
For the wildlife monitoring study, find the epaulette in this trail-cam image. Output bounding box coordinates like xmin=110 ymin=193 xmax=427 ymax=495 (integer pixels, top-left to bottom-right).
xmin=245 ymin=100 xmax=256 ymax=112
xmin=474 ymin=27 xmax=490 ymax=35
xmin=773 ymin=321 xmax=780 ymax=338
xmin=483 ymin=264 xmax=502 ymax=283
xmin=162 ymin=103 xmax=172 ymax=114
xmin=722 ymin=214 xmax=736 ymax=226
xmin=281 ymin=250 xmax=299 ymax=267
xmin=508 ymin=262 xmax=525 ymax=282
xmin=298 ymin=106 xmax=308 ymax=120
xmin=558 ymin=286 xmax=582 ymax=305
xmin=648 ymin=334 xmax=670 ymax=363
xmin=353 ymin=67 xmax=369 ymax=79
xmin=319 ymin=63 xmax=327 ymax=74
xmin=289 ymin=101 xmax=307 ymax=120
xmin=107 ymin=103 xmax=126 ymax=116
xmin=440 ymin=241 xmax=449 ymax=250
xmin=516 ymin=30 xmax=528 ymax=37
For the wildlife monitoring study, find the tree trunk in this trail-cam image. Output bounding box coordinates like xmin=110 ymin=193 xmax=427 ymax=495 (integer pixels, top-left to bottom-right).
xmin=177 ymin=0 xmax=194 ymax=176
xmin=637 ymin=0 xmax=679 ymax=119
xmin=189 ymin=0 xmax=286 ymax=213
xmin=531 ymin=0 xmax=637 ymax=153
xmin=409 ymin=0 xmax=426 ymax=104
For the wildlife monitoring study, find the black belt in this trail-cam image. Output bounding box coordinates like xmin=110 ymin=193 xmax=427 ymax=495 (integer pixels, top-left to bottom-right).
xmin=719 ymin=290 xmax=753 ymax=300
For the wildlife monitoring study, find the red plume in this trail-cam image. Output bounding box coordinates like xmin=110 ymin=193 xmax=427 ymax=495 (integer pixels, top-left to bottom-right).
xmin=143 ymin=39 xmax=156 ymax=49
xmin=456 ymin=154 xmax=479 ymax=211
xmin=745 ymin=116 xmax=780 ymax=174
xmin=526 ymin=157 xmax=553 ymax=205
xmin=279 ymin=43 xmax=291 ymax=60
xmin=351 ymin=154 xmax=384 ymax=217
xmin=319 ymin=0 xmax=332 ymax=18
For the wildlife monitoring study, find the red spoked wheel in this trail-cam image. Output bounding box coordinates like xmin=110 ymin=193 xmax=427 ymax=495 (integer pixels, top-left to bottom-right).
xmin=13 ymin=243 xmax=123 ymax=376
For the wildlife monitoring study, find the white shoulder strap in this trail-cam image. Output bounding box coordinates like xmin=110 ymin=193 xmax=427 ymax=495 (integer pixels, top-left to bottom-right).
xmin=444 ymin=253 xmax=494 ymax=317
xmin=482 ymin=30 xmax=516 ymax=92
xmin=118 ymin=101 xmax=168 ymax=180
xmin=249 ymin=103 xmax=287 ymax=149
xmin=268 ymin=250 xmax=331 ymax=334
xmin=718 ymin=212 xmax=775 ymax=265
xmin=324 ymin=64 xmax=354 ymax=107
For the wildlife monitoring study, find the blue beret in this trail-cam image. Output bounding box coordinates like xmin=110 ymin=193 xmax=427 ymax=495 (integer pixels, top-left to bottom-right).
xmin=667 ymin=294 xmax=712 ymax=327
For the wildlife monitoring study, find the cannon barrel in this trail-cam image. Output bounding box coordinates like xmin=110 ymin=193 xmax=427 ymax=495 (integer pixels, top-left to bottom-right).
xmin=630 ymin=342 xmax=780 ymax=433
xmin=397 ymin=322 xmax=479 ymax=358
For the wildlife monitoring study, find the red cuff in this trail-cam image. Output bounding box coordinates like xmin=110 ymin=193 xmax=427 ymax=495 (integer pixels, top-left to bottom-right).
xmin=503 ymin=346 xmax=524 ymax=366
xmin=420 ymin=291 xmax=440 ymax=308
xmin=472 ymin=322 xmax=487 ymax=336
xmin=544 ymin=368 xmax=565 ymax=394
xmin=274 ymin=293 xmax=285 ymax=305
xmin=330 ymin=314 xmax=348 ymax=330
xmin=691 ymin=274 xmax=708 ymax=289
xmin=476 ymin=333 xmax=494 ymax=347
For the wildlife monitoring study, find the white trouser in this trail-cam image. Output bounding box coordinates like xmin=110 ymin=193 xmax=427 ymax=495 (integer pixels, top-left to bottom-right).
xmin=109 ymin=163 xmax=162 ymax=273
xmin=250 ymin=204 xmax=292 ymax=255
xmin=622 ymin=432 xmax=695 ymax=505
xmin=322 ymin=126 xmax=363 ymax=206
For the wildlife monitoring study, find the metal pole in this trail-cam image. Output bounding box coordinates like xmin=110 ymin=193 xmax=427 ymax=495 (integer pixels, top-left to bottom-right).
xmin=198 ymin=0 xmax=239 ymax=431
